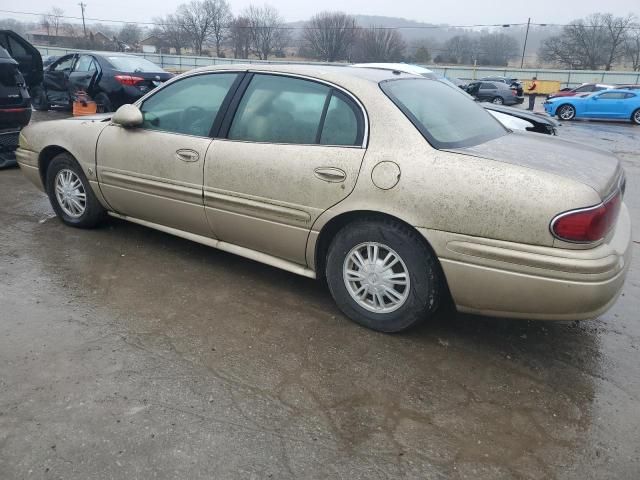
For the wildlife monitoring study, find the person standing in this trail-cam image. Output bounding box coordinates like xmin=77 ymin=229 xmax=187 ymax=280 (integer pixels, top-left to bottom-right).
xmin=527 ymin=77 xmax=538 ymax=111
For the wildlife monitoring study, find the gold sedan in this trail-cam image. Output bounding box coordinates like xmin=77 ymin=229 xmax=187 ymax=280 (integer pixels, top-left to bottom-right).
xmin=17 ymin=65 xmax=632 ymax=332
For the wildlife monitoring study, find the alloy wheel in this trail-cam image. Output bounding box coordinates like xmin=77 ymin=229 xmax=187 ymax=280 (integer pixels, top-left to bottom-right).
xmin=558 ymin=105 xmax=575 ymax=120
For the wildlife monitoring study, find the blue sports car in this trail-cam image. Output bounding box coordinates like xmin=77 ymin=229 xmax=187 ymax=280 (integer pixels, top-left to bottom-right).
xmin=544 ymin=89 xmax=640 ymax=125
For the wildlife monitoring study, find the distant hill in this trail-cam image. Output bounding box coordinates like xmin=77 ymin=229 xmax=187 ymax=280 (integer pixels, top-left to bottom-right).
xmin=287 ymin=14 xmax=560 ymax=55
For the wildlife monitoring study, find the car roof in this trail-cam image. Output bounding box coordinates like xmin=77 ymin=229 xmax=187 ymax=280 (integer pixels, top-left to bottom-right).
xmin=191 ymin=63 xmax=420 ymax=85
xmin=352 ymin=63 xmax=433 ymax=75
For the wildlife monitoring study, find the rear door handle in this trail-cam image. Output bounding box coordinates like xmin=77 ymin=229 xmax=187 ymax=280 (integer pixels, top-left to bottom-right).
xmin=314 ymin=167 xmax=346 ymax=183
xmin=176 ymin=149 xmax=200 ymax=162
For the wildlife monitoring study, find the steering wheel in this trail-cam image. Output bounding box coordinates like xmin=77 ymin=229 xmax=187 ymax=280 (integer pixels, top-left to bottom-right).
xmin=182 ymin=106 xmax=209 ymax=136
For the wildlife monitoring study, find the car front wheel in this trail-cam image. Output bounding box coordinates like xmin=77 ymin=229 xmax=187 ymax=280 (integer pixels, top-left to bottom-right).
xmin=325 ymin=219 xmax=443 ymax=333
xmin=46 ymin=153 xmax=106 ymax=228
xmin=557 ymin=104 xmax=576 ymax=121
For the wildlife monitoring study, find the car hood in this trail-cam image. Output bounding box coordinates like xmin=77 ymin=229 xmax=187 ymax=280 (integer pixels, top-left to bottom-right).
xmin=446 ymin=131 xmax=622 ymax=198
xmin=64 ymin=113 xmax=112 ymax=122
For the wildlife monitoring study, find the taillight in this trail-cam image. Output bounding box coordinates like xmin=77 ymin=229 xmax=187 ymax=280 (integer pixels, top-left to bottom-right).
xmin=551 ymin=192 xmax=622 ymax=243
xmin=114 ymin=75 xmax=144 ymax=86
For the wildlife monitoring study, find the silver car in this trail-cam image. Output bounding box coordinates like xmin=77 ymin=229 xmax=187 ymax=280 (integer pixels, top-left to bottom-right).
xmin=16 ymin=65 xmax=631 ymax=332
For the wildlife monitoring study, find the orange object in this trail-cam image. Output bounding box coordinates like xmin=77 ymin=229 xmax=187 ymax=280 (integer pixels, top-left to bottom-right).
xmin=73 ymin=100 xmax=97 ymax=116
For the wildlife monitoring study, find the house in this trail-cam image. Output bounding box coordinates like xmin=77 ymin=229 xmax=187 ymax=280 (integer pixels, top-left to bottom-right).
xmin=140 ymin=35 xmax=161 ymax=54
xmin=26 ymin=28 xmax=113 ymax=49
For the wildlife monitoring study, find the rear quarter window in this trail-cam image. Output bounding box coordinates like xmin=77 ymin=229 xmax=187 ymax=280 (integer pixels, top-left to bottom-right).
xmin=381 ymin=78 xmax=507 ymax=149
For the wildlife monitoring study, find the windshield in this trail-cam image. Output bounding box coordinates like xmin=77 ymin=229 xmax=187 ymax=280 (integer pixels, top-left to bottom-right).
xmin=106 ymin=56 xmax=164 ymax=73
xmin=380 ymin=78 xmax=507 ymax=149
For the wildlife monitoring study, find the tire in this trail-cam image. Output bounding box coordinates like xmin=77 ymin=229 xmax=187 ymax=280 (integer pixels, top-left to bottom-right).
xmin=557 ymin=104 xmax=576 ymax=121
xmin=325 ymin=218 xmax=443 ymax=333
xmin=492 ymin=96 xmax=504 ymax=105
xmin=94 ymin=92 xmax=114 ymax=113
xmin=45 ymin=152 xmax=106 ymax=228
xmin=632 ymin=109 xmax=640 ymax=125
xmin=31 ymin=86 xmax=50 ymax=111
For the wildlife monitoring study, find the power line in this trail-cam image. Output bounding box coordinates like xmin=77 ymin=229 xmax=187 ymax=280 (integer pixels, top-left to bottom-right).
xmin=2 ymin=8 xmax=640 ymax=31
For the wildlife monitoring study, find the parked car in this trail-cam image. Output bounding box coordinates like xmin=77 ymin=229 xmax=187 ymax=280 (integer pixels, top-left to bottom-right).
xmin=480 ymin=76 xmax=524 ymax=100
xmin=544 ymin=89 xmax=640 ymax=124
xmin=482 ymin=102 xmax=559 ymax=135
xmin=465 ymin=80 xmax=521 ymax=105
xmin=0 ymin=30 xmax=43 ymax=91
xmin=0 ymin=46 xmax=31 ymax=169
xmin=547 ymin=83 xmax=614 ymax=99
xmin=32 ymin=52 xmax=173 ymax=112
xmin=16 ymin=65 xmax=631 ymax=332
xmin=353 ymin=64 xmax=541 ymax=131
xmin=616 ymin=84 xmax=640 ymax=90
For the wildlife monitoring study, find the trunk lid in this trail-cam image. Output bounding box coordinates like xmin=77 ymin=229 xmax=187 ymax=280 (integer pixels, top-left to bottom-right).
xmin=446 ymin=130 xmax=622 ymax=199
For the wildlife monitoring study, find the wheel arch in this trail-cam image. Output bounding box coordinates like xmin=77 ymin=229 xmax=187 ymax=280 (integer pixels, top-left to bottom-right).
xmin=312 ymin=210 xmax=452 ymax=300
xmin=38 ymin=145 xmax=71 ymax=187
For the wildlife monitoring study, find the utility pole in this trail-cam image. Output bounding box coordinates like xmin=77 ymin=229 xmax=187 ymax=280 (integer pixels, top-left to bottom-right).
xmin=78 ymin=2 xmax=87 ymax=38
xmin=520 ymin=17 xmax=531 ymax=69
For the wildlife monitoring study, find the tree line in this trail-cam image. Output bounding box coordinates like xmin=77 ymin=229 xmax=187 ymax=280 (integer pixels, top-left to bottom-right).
xmin=3 ymin=6 xmax=640 ymax=69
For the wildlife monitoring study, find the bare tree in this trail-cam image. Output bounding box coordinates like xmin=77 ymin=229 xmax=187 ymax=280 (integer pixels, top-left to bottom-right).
xmin=205 ymin=0 xmax=232 ymax=57
xmin=178 ymin=0 xmax=215 ymax=55
xmin=230 ymin=16 xmax=251 ymax=59
xmin=477 ymin=33 xmax=518 ymax=66
xmin=154 ymin=15 xmax=191 ymax=54
xmin=118 ymin=23 xmax=141 ymax=47
xmin=602 ymin=14 xmax=636 ymax=70
xmin=436 ymin=35 xmax=477 ymax=64
xmin=302 ymin=11 xmax=358 ymax=62
xmin=540 ymin=13 xmax=635 ymax=70
xmin=624 ymin=27 xmax=640 ymax=71
xmin=244 ymin=4 xmax=288 ymax=60
xmin=353 ymin=27 xmax=406 ymax=62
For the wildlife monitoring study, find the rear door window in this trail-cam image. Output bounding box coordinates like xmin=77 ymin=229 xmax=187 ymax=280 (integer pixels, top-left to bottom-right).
xmin=229 ymin=74 xmax=328 ymax=144
xmin=228 ymin=74 xmax=364 ymax=146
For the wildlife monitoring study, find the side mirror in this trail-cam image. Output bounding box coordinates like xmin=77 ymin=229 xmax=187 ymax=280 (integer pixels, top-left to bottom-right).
xmin=112 ymin=104 xmax=143 ymax=128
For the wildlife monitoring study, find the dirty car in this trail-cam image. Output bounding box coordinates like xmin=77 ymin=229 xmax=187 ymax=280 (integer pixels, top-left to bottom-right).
xmin=16 ymin=65 xmax=632 ymax=332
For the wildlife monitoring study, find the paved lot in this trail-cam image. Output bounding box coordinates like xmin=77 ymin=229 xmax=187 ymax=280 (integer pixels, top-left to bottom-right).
xmin=1 ymin=109 xmax=639 ymax=479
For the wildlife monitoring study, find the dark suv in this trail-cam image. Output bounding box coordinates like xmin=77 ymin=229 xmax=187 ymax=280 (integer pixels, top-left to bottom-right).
xmin=0 ymin=46 xmax=32 ymax=168
xmin=0 ymin=31 xmax=41 ymax=168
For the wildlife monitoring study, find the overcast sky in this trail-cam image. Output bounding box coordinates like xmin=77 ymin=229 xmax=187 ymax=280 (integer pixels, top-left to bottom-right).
xmin=6 ymin=0 xmax=640 ymax=26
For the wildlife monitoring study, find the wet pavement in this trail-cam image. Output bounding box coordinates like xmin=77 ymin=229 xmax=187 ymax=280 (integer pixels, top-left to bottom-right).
xmin=1 ymin=110 xmax=639 ymax=479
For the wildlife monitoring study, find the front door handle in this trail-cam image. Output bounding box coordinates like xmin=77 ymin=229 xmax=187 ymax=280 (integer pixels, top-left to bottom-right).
xmin=314 ymin=167 xmax=346 ymax=183
xmin=176 ymin=149 xmax=200 ymax=162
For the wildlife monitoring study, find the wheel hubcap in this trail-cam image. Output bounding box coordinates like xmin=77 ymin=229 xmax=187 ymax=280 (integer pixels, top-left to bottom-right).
xmin=560 ymin=106 xmax=574 ymax=120
xmin=54 ymin=169 xmax=86 ymax=218
xmin=343 ymin=242 xmax=410 ymax=313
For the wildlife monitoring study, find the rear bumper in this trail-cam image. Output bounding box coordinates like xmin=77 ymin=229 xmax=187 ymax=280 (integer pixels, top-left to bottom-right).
xmin=419 ymin=204 xmax=632 ymax=320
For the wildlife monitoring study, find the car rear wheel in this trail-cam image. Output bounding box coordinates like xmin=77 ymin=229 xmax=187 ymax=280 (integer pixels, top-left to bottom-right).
xmin=95 ymin=92 xmax=114 ymax=113
xmin=31 ymin=86 xmax=50 ymax=111
xmin=325 ymin=218 xmax=443 ymax=333
xmin=632 ymin=109 xmax=640 ymax=125
xmin=492 ymin=96 xmax=504 ymax=104
xmin=45 ymin=153 xmax=106 ymax=228
xmin=557 ymin=104 xmax=576 ymax=121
